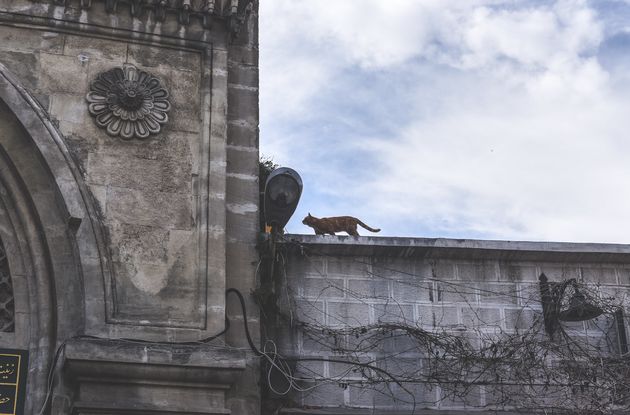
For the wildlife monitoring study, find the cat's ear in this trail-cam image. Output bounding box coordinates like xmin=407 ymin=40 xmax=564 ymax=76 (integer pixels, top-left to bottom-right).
xmin=308 ymin=212 xmax=312 ymax=217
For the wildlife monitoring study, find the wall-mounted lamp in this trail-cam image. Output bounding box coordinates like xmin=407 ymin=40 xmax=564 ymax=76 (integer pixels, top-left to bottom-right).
xmin=557 ymin=286 xmax=603 ymax=322
xmin=539 ymin=274 xmax=603 ymax=338
xmin=263 ymin=167 xmax=302 ymax=234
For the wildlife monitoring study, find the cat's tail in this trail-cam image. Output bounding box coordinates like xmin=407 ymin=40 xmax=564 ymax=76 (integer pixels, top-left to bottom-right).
xmin=356 ymin=220 xmax=381 ymax=233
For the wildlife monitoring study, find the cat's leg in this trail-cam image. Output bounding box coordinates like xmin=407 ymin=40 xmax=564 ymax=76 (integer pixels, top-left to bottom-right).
xmin=348 ymin=227 xmax=359 ymax=236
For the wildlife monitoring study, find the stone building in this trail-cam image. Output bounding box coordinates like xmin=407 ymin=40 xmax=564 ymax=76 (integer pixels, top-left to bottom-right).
xmin=0 ymin=0 xmax=260 ymax=413
xmin=0 ymin=1 xmax=629 ymax=415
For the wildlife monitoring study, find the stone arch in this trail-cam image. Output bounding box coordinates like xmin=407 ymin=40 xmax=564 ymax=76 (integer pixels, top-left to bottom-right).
xmin=0 ymin=63 xmax=110 ymax=412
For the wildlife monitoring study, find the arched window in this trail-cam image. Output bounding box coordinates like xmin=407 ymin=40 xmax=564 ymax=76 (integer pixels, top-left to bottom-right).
xmin=0 ymin=239 xmax=14 ymax=333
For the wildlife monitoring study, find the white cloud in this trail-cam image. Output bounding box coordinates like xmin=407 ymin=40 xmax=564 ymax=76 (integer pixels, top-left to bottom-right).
xmin=362 ymin=67 xmax=630 ymax=241
xmin=458 ymin=1 xmax=602 ymax=69
xmin=261 ymin=0 xmax=630 ymax=242
xmin=261 ymin=1 xmax=605 ymax=123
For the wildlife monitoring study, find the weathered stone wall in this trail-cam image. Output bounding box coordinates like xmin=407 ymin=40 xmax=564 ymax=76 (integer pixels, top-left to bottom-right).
xmin=273 ymin=235 xmax=630 ymax=413
xmin=0 ymin=0 xmax=260 ymax=413
xmin=225 ymin=2 xmax=261 ymax=413
xmin=0 ymin=10 xmax=222 ymax=337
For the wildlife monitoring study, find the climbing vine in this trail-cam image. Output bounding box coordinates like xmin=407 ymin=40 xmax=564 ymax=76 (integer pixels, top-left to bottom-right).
xmin=258 ymin=238 xmax=630 ymax=414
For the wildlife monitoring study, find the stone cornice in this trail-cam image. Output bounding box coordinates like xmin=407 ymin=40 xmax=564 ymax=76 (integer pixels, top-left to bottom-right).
xmin=31 ymin=0 xmax=253 ymax=34
xmin=64 ymin=337 xmax=246 ymax=414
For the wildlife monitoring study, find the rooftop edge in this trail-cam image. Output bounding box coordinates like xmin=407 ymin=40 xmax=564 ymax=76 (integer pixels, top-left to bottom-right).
xmin=280 ymin=234 xmax=630 ymax=264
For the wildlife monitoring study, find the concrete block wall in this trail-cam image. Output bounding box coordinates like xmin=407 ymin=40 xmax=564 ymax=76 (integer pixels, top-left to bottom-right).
xmin=272 ymin=235 xmax=630 ymax=413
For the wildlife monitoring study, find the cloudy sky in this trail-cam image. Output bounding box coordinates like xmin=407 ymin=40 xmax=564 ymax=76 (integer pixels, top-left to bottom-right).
xmin=259 ymin=0 xmax=630 ymax=243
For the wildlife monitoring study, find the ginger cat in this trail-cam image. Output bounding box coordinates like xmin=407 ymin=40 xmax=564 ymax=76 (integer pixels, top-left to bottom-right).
xmin=302 ymin=213 xmax=381 ymax=236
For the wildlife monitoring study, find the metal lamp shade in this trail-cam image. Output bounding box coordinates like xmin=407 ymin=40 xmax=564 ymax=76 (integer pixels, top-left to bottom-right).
xmin=557 ymin=290 xmax=603 ymax=322
xmin=263 ymin=167 xmax=303 ymax=232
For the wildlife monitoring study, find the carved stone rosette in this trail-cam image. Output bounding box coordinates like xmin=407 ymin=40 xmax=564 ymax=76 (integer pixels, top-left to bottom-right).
xmin=86 ymin=65 xmax=171 ymax=139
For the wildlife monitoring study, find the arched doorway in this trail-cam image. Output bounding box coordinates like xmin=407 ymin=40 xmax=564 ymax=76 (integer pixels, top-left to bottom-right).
xmin=0 ymin=63 xmax=109 ymax=413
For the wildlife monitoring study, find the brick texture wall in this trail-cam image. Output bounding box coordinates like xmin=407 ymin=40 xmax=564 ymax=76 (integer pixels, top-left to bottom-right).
xmin=268 ymin=235 xmax=630 ymax=413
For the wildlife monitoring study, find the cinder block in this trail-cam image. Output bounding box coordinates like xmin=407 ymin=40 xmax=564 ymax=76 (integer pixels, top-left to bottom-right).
xmin=457 ymin=261 xmax=499 ymax=282
xmin=371 ymin=383 xmax=436 ymax=409
xmin=348 ymin=385 xmax=373 ymax=408
xmin=504 ymin=308 xmax=540 ymax=331
xmin=477 ymin=283 xmax=518 ymax=305
xmin=617 ymin=268 xmax=630 ymax=286
xmin=373 ymin=303 xmax=414 ymax=324
xmin=295 ymin=300 xmax=325 ymax=325
xmin=484 ymin=383 xmax=523 ymax=407
xmin=377 ymin=357 xmax=422 ymax=379
xmin=347 ymin=279 xmax=390 ymax=299
xmin=295 ymin=360 xmax=325 ymax=379
xmin=378 ymin=331 xmax=419 ymax=355
xmin=302 ymin=331 xmax=338 ymax=354
xmin=430 ymin=261 xmax=456 ymax=280
xmin=517 ymin=283 xmax=542 ymax=308
xmin=329 ymin=360 xmax=368 ymax=379
xmin=417 ymin=306 xmax=459 ymax=328
xmin=585 ymin=313 xmax=615 ymax=333
xmin=327 ymin=302 xmax=370 ymax=326
xmin=560 ymin=319 xmax=586 ymax=332
xmin=301 ymin=382 xmax=345 ymax=407
xmin=570 ymin=334 xmax=608 ymax=352
xmin=439 ymin=385 xmax=483 ymax=408
xmin=327 ymin=257 xmax=369 ymax=277
xmin=436 ymin=282 xmax=477 ymax=304
xmin=580 ymin=266 xmax=618 ymax=284
xmin=371 ymin=257 xmax=419 ymax=278
xmin=460 ymin=307 xmax=501 ymax=328
xmin=499 ymin=262 xmax=538 ymax=282
xmin=285 ymin=256 xmax=326 ymax=279
xmin=539 ymin=264 xmax=579 ymax=281
xmin=303 ymin=278 xmax=344 ymax=299
xmin=392 ymin=280 xmax=433 ymax=303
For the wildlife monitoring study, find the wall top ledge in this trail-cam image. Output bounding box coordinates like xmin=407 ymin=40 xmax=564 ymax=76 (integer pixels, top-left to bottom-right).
xmin=281 ymin=234 xmax=630 ymax=263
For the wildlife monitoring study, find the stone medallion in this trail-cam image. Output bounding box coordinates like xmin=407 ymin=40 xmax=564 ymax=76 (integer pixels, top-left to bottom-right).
xmin=86 ymin=64 xmax=171 ymax=139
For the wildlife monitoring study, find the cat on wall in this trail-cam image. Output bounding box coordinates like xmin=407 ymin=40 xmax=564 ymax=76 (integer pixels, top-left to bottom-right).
xmin=302 ymin=213 xmax=381 ymax=236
